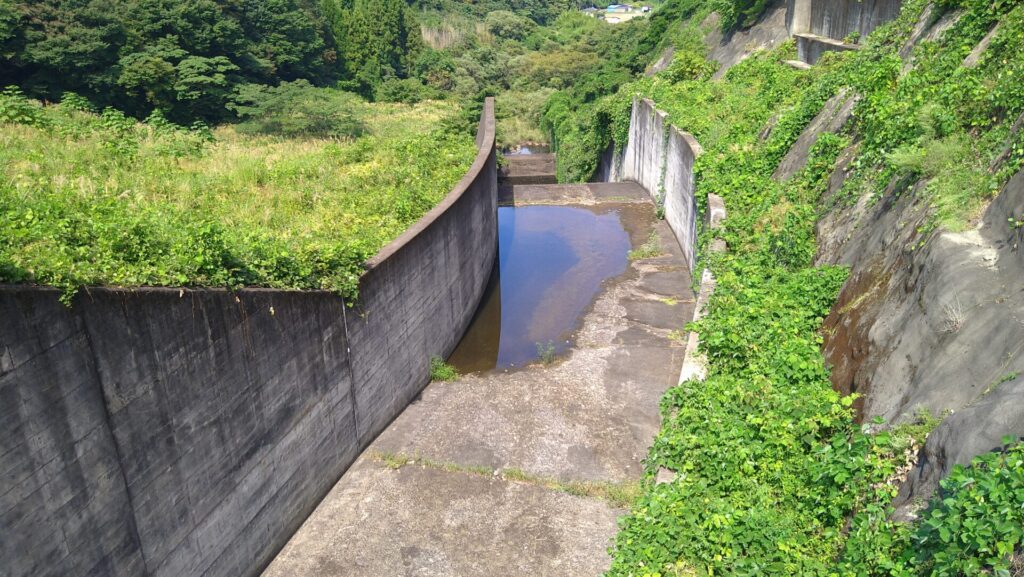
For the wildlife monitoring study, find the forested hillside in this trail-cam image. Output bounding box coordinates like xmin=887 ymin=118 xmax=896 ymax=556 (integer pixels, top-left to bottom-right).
xmin=0 ymin=0 xmax=425 ymax=121
xmin=0 ymin=0 xmax=589 ymax=123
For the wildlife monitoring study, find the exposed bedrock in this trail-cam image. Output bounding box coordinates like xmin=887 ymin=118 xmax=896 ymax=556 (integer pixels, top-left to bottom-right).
xmin=0 ymin=99 xmax=499 ymax=577
xmin=814 ymin=139 xmax=1024 ymax=508
xmin=755 ymin=5 xmax=1024 ymax=508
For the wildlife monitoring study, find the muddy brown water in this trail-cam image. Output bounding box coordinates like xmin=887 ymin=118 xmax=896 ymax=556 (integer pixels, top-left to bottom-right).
xmin=448 ymin=205 xmax=631 ymax=373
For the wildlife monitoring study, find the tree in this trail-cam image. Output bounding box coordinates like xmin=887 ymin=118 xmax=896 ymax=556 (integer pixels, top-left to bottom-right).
xmin=485 ymin=10 xmax=536 ymax=41
xmin=329 ymin=0 xmax=423 ymax=96
xmin=229 ymin=80 xmax=366 ymax=138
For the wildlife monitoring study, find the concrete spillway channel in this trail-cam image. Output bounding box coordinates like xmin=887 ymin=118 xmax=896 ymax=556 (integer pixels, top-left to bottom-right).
xmin=263 ymin=150 xmax=697 ymax=576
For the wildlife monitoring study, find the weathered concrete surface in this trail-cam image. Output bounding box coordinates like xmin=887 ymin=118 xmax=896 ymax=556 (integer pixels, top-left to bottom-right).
xmin=500 ymin=153 xmax=557 ymax=185
xmin=264 ymin=193 xmax=696 ymax=576
xmin=773 ymin=89 xmax=857 ymax=181
xmin=500 ymin=181 xmax=649 ymax=206
xmin=797 ymin=14 xmax=1024 ymax=509
xmin=795 ymin=32 xmax=860 ymax=65
xmin=346 ymin=99 xmax=498 ymax=448
xmin=679 ymin=194 xmax=728 ymax=385
xmin=703 ymin=2 xmax=791 ymax=78
xmin=1 ymin=99 xmax=498 ymax=577
xmin=602 ymin=98 xmax=702 ymax=271
xmin=1 ymin=288 xmax=357 ymax=577
xmin=0 ymin=290 xmax=145 ymax=577
xmin=263 ymin=460 xmax=621 ymax=577
xmin=817 ymin=152 xmax=1024 ymax=509
xmin=787 ymin=0 xmax=902 ymax=42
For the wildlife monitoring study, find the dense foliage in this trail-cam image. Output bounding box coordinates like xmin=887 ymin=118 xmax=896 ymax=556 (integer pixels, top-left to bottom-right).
xmin=532 ymin=0 xmax=1024 ymax=574
xmin=0 ymin=0 xmax=463 ymax=120
xmin=0 ymin=88 xmax=476 ymax=301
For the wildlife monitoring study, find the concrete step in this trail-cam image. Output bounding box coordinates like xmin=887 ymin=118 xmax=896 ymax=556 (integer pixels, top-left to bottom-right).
xmin=500 ymin=153 xmax=557 ymax=185
xmin=499 ymin=182 xmax=651 ymax=206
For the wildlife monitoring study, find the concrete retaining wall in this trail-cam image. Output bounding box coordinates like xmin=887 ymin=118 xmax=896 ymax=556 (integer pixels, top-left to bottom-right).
xmin=788 ymin=0 xmax=902 ymax=44
xmin=0 ymin=99 xmax=498 ymax=577
xmin=600 ymin=98 xmax=702 ymax=271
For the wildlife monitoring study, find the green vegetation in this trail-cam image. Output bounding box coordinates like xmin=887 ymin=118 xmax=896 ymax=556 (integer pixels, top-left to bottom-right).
xmin=536 ymin=341 xmax=557 ymax=364
xmin=0 ymin=87 xmax=475 ymax=301
xmin=0 ymin=0 xmax=439 ymax=120
xmin=3 ymin=0 xmax=1023 ymax=571
xmin=629 ymin=230 xmax=666 ymax=260
xmin=430 ymin=356 xmax=460 ymax=381
xmin=525 ymin=0 xmax=1024 ymax=574
xmin=838 ymin=439 xmax=1024 ymax=576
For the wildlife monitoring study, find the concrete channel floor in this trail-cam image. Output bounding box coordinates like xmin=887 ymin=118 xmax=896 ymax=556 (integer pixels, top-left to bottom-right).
xmin=263 ymin=181 xmax=696 ymax=577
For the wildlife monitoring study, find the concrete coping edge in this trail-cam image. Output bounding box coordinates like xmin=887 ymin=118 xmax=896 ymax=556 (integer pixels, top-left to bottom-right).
xmin=793 ymin=32 xmax=861 ymax=49
xmin=678 ymin=193 xmax=727 ymax=385
xmin=364 ymin=97 xmax=496 ymax=270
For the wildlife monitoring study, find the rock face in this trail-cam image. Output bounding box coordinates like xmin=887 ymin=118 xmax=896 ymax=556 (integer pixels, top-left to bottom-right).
xmin=0 ymin=100 xmax=499 ymax=577
xmin=748 ymin=2 xmax=1024 ymax=508
xmin=813 ymin=126 xmax=1024 ymax=508
xmin=703 ymin=2 xmax=792 ymax=78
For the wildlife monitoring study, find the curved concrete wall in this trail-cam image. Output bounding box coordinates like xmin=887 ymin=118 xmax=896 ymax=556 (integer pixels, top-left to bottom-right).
xmin=600 ymin=98 xmax=702 ymax=271
xmin=0 ymin=99 xmax=497 ymax=577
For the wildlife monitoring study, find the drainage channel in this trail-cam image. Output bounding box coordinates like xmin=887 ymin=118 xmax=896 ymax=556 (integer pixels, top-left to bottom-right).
xmin=262 ymin=147 xmax=696 ymax=577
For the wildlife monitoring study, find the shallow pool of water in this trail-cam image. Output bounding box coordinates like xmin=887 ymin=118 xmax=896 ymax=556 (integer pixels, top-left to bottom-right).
xmin=502 ymin=144 xmax=551 ymax=155
xmin=447 ymin=205 xmax=631 ymax=373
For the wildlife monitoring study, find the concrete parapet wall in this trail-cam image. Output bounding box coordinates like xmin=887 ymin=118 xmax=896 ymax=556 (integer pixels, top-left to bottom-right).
xmin=605 ymin=98 xmax=702 ymax=271
xmin=0 ymin=99 xmax=498 ymax=577
xmin=678 ymin=194 xmax=726 ymax=385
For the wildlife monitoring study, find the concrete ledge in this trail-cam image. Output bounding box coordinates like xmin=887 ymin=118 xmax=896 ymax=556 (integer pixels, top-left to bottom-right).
xmin=788 ymin=0 xmax=902 ymax=44
xmin=795 ymin=32 xmax=860 ymax=65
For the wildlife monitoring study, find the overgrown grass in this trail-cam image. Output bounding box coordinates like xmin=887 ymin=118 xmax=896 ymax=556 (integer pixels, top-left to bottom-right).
xmin=495 ymin=88 xmax=554 ymax=146
xmin=628 ymin=230 xmax=665 ymax=260
xmin=0 ymin=89 xmax=477 ymax=301
xmin=429 ymin=356 xmax=460 ymax=382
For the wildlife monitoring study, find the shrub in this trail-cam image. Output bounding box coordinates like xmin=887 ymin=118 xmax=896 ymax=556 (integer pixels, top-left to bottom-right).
xmin=374 ymin=78 xmax=433 ymax=104
xmin=229 ymin=81 xmax=367 ymax=139
xmin=485 ymin=10 xmax=536 ymax=41
xmin=0 ymin=86 xmax=48 ymax=128
xmin=662 ymin=50 xmax=719 ymax=83
xmin=429 ymin=356 xmax=459 ymax=381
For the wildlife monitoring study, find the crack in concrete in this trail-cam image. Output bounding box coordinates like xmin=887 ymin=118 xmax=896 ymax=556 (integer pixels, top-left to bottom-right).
xmin=367 ymin=451 xmax=641 ymax=509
